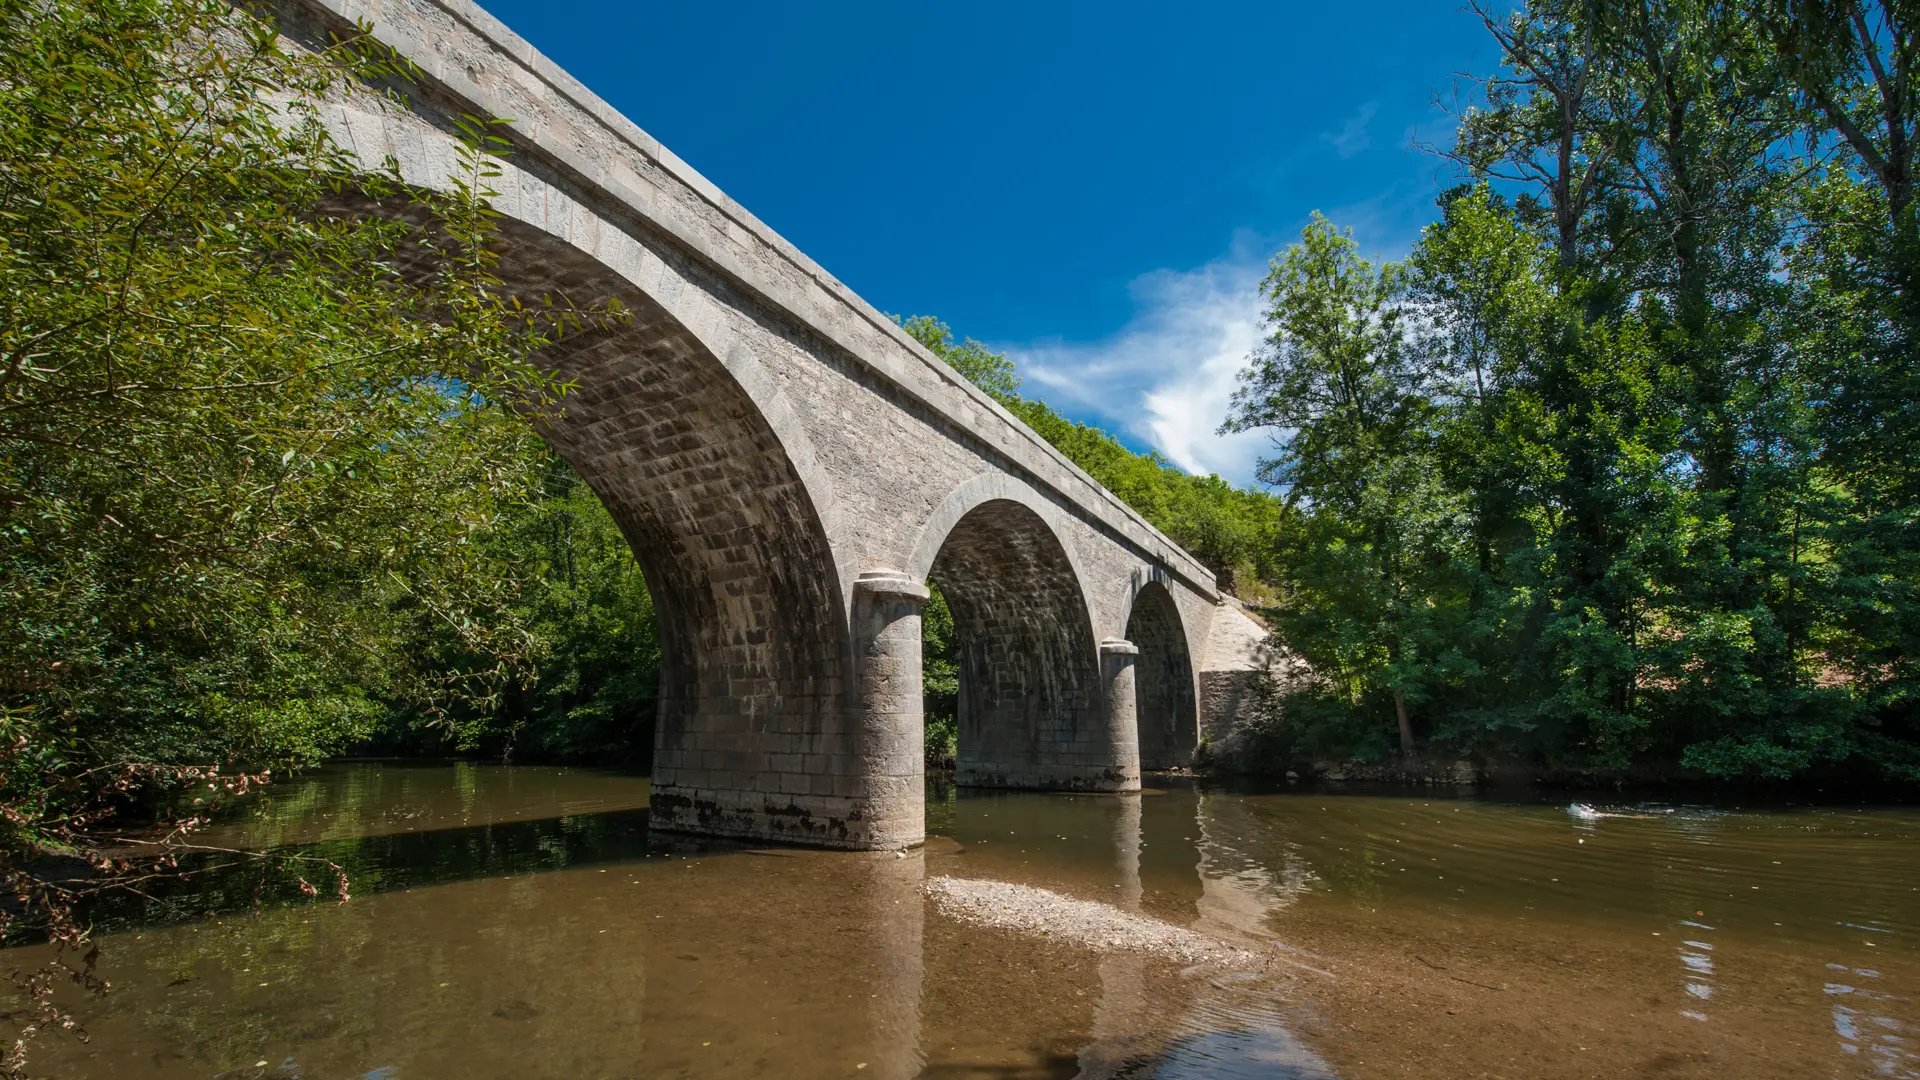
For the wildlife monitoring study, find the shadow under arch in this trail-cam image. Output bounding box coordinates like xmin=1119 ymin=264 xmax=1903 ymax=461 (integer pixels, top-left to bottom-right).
xmin=1125 ymin=580 xmax=1198 ymax=769
xmin=912 ymin=489 xmax=1120 ymax=790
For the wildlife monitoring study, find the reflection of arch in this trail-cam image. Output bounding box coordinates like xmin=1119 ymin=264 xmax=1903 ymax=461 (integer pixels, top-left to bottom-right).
xmin=327 ymin=97 xmax=859 ymax=842
xmin=1126 ymin=581 xmax=1197 ymax=769
xmin=916 ymin=490 xmax=1111 ymax=789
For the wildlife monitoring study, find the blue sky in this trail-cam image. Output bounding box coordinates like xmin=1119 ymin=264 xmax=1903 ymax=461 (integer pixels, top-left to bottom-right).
xmin=477 ymin=0 xmax=1502 ymax=485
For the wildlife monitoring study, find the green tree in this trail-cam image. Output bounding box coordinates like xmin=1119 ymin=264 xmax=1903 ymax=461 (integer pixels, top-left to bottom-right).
xmin=1224 ymin=215 xmax=1457 ymax=761
xmin=0 ymin=0 xmax=612 ymax=1061
xmin=391 ymin=450 xmax=663 ymax=764
xmin=1760 ymin=0 xmax=1920 ymax=769
xmin=1230 ymin=0 xmax=1920 ymax=782
xmin=894 ymin=314 xmax=1022 ymax=402
xmin=921 ymin=586 xmax=959 ymax=768
xmin=1444 ymin=0 xmax=1912 ymax=776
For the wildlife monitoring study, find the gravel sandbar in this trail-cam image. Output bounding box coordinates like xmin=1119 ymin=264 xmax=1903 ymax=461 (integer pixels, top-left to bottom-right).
xmin=924 ymin=875 xmax=1253 ymax=964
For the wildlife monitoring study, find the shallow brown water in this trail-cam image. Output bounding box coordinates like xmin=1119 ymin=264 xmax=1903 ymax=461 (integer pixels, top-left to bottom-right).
xmin=15 ymin=762 xmax=1919 ymax=1079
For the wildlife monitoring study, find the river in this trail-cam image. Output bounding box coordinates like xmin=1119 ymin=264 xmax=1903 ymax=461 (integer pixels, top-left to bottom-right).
xmin=16 ymin=761 xmax=1918 ymax=1079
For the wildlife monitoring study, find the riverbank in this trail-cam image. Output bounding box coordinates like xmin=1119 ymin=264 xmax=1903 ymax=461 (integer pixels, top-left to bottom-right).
xmin=1191 ymin=753 xmax=1920 ymax=802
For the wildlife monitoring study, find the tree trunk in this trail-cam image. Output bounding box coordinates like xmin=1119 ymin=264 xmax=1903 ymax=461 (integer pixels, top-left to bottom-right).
xmin=1394 ymin=689 xmax=1416 ymax=763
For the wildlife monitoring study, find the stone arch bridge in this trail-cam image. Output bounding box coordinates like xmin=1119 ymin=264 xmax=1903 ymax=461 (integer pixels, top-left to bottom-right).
xmin=282 ymin=0 xmax=1264 ymax=849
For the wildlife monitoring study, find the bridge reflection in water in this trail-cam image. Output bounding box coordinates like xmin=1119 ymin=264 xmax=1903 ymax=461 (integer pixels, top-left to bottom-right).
xmin=21 ymin=761 xmax=1920 ymax=1080
xmin=24 ymin=763 xmax=1332 ymax=1079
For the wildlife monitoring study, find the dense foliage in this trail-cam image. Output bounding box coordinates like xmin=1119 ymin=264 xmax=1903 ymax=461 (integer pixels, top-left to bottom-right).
xmin=384 ymin=450 xmax=663 ymax=765
xmin=922 ymin=586 xmax=960 ymax=768
xmin=0 ymin=0 xmax=635 ymax=1064
xmin=1225 ymin=0 xmax=1920 ymax=782
xmin=0 ymin=0 xmax=605 ymax=780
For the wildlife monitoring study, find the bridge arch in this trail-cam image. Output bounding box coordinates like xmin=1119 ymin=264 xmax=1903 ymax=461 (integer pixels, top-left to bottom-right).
xmin=322 ymin=96 xmax=856 ymax=581
xmin=1125 ymin=579 xmax=1199 ymax=769
xmin=323 ymin=101 xmax=878 ymax=845
xmin=906 ymin=473 xmax=1098 ymax=638
xmin=910 ymin=479 xmax=1131 ymax=790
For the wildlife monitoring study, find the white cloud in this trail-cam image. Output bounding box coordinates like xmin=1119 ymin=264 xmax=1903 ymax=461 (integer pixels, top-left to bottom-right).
xmin=1003 ymin=233 xmax=1279 ymax=487
xmin=1321 ymin=102 xmax=1379 ymax=160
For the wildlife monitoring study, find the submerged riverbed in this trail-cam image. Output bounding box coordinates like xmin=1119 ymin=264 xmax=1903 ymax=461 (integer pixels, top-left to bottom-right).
xmin=16 ymin=761 xmax=1919 ymax=1079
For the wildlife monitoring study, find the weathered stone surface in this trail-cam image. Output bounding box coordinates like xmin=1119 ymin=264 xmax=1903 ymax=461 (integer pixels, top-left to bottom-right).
xmin=1098 ymin=639 xmax=1143 ymax=791
xmin=274 ymin=0 xmax=1267 ymax=849
xmin=852 ymin=572 xmax=931 ymax=848
xmin=1196 ymin=598 xmax=1297 ymax=758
